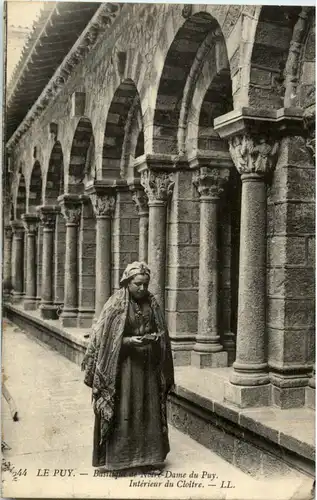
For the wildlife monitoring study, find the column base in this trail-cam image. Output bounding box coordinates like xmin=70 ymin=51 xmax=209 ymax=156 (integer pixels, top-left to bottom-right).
xmin=60 ymin=309 xmax=78 ymax=328
xmin=23 ymin=297 xmax=38 ymax=311
xmin=224 ymin=381 xmax=271 ymax=408
xmin=11 ymin=292 xmax=24 ymax=304
xmin=306 ymin=387 xmax=315 ymax=410
xmin=191 ymin=350 xmax=228 ymax=368
xmin=40 ymin=303 xmax=59 ymax=320
xmin=171 ymin=340 xmax=195 ymax=367
xmin=77 ymin=309 xmax=95 ymax=328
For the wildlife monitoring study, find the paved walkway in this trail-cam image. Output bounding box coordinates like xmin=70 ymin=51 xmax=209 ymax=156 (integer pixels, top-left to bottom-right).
xmin=1 ymin=320 xmax=313 ymax=499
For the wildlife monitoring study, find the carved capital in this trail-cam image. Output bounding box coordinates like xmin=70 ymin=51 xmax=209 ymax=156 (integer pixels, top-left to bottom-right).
xmin=229 ymin=134 xmax=279 ymax=176
xmin=21 ymin=214 xmax=39 ymax=234
xmin=140 ymin=170 xmax=174 ymax=204
xmin=37 ymin=206 xmax=60 ymax=230
xmin=90 ymin=193 xmax=116 ymax=217
xmin=193 ymin=167 xmax=230 ymax=200
xmin=60 ymin=205 xmax=81 ymax=225
xmin=131 ymin=189 xmax=149 ymax=215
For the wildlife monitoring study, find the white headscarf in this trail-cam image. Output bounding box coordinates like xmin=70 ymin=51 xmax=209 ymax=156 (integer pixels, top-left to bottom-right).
xmin=119 ymin=261 xmax=151 ymax=287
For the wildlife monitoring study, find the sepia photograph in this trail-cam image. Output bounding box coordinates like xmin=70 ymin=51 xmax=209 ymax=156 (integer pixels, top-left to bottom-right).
xmin=1 ymin=1 xmax=316 ymax=499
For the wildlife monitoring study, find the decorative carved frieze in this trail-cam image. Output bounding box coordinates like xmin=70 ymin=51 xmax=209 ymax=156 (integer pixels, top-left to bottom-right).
xmin=90 ymin=193 xmax=116 ymax=217
xmin=140 ymin=170 xmax=174 ymax=204
xmin=193 ymin=167 xmax=230 ymax=199
xmin=228 ymin=135 xmax=279 ymax=176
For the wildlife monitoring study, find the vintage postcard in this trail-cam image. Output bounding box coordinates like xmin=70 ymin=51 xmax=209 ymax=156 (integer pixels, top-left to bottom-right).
xmin=1 ymin=1 xmax=316 ymax=499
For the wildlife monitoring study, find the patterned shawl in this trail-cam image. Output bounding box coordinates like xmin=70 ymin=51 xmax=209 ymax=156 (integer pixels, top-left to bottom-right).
xmin=81 ymin=287 xmax=174 ymax=445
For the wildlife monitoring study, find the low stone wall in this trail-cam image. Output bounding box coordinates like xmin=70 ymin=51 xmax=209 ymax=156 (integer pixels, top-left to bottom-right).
xmin=168 ymin=387 xmax=315 ymax=480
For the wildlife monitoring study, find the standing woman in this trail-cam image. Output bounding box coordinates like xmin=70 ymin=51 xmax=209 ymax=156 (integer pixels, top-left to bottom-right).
xmin=82 ymin=262 xmax=174 ymax=472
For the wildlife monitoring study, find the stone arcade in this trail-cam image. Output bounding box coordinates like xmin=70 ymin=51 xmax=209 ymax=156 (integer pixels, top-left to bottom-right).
xmin=4 ymin=3 xmax=315 ymax=480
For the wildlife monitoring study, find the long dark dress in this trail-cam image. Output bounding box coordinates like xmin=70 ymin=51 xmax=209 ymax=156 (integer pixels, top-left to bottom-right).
xmin=93 ymin=296 xmax=170 ymax=470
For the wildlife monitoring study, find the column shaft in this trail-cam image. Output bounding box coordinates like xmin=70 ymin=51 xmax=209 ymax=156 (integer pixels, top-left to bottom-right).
xmin=37 ymin=207 xmax=60 ymax=319
xmin=58 ymin=195 xmax=81 ymax=327
xmin=139 ymin=213 xmax=149 ymax=262
xmin=191 ymin=166 xmax=229 ymax=368
xmin=231 ymin=174 xmax=269 ymax=385
xmin=3 ymin=226 xmax=12 ymax=299
xmin=22 ymin=214 xmax=39 ymax=310
xmin=62 ymin=223 xmax=78 ymax=324
xmin=148 ymin=201 xmax=167 ymax=310
xmin=11 ymin=222 xmax=24 ymax=303
xmin=95 ymin=216 xmax=112 ymax=317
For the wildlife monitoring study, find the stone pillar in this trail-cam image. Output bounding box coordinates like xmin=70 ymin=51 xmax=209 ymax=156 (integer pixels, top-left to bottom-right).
xmin=37 ymin=206 xmax=60 ymax=319
xmin=3 ymin=225 xmax=13 ymax=300
xmin=140 ymin=169 xmax=174 ymax=310
xmin=88 ymin=185 xmax=116 ymax=319
xmin=58 ymin=195 xmax=81 ymax=327
xmin=130 ymin=184 xmax=149 ymax=262
xmin=35 ymin=223 xmax=43 ymax=308
xmin=214 ymin=107 xmax=304 ymax=408
xmin=21 ymin=214 xmax=39 ymax=310
xmin=10 ymin=220 xmax=25 ymax=303
xmin=77 ymin=195 xmax=96 ymax=328
xmin=191 ymin=166 xmax=230 ymax=368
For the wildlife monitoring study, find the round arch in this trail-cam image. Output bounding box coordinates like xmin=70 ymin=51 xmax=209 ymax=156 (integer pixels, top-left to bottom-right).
xmin=68 ymin=118 xmax=95 ymax=194
xmin=248 ymin=6 xmax=301 ymax=109
xmin=46 ymin=141 xmax=64 ymax=204
xmin=153 ymin=12 xmax=223 ymax=155
xmin=15 ymin=173 xmax=26 ymax=220
xmin=29 ymin=161 xmax=42 ymax=213
xmin=102 ymin=79 xmax=143 ymax=181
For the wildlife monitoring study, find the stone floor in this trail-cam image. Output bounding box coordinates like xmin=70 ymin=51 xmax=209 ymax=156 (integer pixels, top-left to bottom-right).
xmin=1 ymin=319 xmax=314 ymax=500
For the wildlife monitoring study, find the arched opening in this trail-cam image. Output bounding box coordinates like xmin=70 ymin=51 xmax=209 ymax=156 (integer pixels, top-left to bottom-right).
xmin=46 ymin=141 xmax=65 ymax=310
xmin=68 ymin=118 xmax=96 ymax=326
xmin=29 ymin=161 xmax=43 ymax=212
xmin=103 ymin=79 xmax=144 ymax=181
xmin=249 ymin=6 xmax=301 ymax=109
xmin=153 ymin=13 xmax=221 ymax=154
xmin=46 ymin=141 xmax=64 ymax=204
xmin=155 ymin=12 xmax=239 ymax=366
xmin=68 ymin=118 xmax=95 ymax=194
xmin=15 ymin=173 xmax=26 ymax=220
xmin=103 ymin=80 xmax=143 ymax=291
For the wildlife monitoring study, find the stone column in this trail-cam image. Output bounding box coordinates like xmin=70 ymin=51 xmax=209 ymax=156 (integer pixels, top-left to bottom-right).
xmin=21 ymin=214 xmax=39 ymax=310
xmin=88 ymin=186 xmax=116 ymax=319
xmin=37 ymin=206 xmax=60 ymax=319
xmin=191 ymin=166 xmax=230 ymax=368
xmin=140 ymin=169 xmax=174 ymax=310
xmin=10 ymin=220 xmax=25 ymax=303
xmin=130 ymin=185 xmax=149 ymax=262
xmin=225 ymin=134 xmax=279 ymax=407
xmin=3 ymin=225 xmax=13 ymax=300
xmin=58 ymin=195 xmax=81 ymax=327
